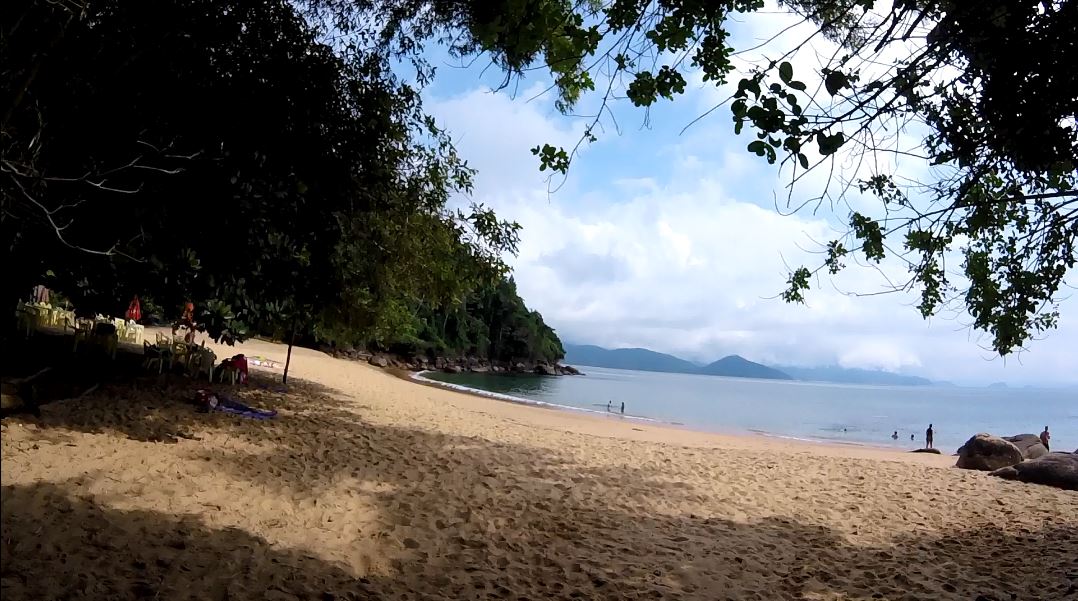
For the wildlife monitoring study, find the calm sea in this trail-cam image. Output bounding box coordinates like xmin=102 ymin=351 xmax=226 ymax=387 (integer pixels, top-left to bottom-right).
xmin=423 ymin=366 xmax=1077 ymax=453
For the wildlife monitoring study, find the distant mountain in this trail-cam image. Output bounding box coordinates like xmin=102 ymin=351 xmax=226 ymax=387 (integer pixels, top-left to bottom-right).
xmin=565 ymin=344 xmax=940 ymax=384
xmin=700 ymin=355 xmax=793 ymax=380
xmin=774 ymin=365 xmax=933 ymax=386
xmin=563 ymin=344 xmax=699 ymax=374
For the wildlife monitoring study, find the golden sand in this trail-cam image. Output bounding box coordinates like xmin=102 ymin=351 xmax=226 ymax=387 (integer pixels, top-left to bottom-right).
xmin=2 ymin=330 xmax=1075 ymax=600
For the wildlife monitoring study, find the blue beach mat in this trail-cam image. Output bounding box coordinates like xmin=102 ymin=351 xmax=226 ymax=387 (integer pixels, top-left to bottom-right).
xmin=196 ymin=390 xmax=277 ymax=420
xmin=216 ymin=395 xmax=277 ymax=419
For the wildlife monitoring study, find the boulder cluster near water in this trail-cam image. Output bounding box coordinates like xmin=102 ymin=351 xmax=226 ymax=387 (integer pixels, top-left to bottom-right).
xmin=955 ymin=432 xmax=1076 ymax=491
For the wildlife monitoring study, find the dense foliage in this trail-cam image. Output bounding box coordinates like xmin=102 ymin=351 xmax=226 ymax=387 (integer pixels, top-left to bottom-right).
xmin=1 ymin=0 xmax=564 ymax=364
xmin=317 ymin=0 xmax=1077 ymax=355
xmin=382 ymin=278 xmax=565 ymax=364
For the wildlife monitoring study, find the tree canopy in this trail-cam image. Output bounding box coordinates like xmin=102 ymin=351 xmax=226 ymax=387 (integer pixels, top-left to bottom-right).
xmin=316 ymin=0 xmax=1077 ymax=355
xmin=2 ymin=0 xmax=564 ymax=364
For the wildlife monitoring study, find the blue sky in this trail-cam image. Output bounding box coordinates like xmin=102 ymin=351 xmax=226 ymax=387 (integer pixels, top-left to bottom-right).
xmin=407 ymin=5 xmax=1077 ymax=386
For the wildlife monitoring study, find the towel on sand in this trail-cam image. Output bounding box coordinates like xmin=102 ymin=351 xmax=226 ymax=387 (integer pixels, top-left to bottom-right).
xmin=195 ymin=390 xmax=276 ymax=420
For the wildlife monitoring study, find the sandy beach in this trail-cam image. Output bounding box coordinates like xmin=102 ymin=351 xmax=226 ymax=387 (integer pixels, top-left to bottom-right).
xmin=2 ymin=333 xmax=1076 ymax=600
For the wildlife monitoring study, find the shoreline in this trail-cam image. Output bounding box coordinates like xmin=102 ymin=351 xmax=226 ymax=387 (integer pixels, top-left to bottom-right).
xmin=395 ymin=367 xmax=954 ymax=466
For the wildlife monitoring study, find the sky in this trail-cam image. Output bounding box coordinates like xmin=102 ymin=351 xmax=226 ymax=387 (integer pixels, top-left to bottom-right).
xmin=410 ymin=3 xmax=1077 ymax=387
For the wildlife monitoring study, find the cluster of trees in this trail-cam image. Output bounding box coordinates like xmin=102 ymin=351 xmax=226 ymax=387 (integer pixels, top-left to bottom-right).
xmin=2 ymin=0 xmax=564 ymax=365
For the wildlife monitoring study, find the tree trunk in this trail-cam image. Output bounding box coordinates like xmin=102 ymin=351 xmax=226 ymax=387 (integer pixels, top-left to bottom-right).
xmin=283 ymin=325 xmax=296 ymax=384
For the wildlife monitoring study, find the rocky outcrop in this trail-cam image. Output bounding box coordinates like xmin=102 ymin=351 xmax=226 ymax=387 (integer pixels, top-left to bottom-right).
xmin=327 ymin=345 xmax=584 ymax=376
xmin=1002 ymin=434 xmax=1049 ymax=460
xmin=368 ymin=355 xmax=389 ymax=368
xmin=534 ymin=363 xmax=557 ymax=376
xmin=990 ymin=452 xmax=1078 ymax=491
xmin=956 ymin=434 xmax=1024 ymax=471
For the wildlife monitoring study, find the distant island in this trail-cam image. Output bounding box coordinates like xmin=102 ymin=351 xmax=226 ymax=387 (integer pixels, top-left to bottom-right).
xmin=561 ymin=345 xmax=700 ymax=375
xmin=564 ymin=344 xmax=934 ymax=385
xmin=699 ymin=355 xmax=793 ymax=380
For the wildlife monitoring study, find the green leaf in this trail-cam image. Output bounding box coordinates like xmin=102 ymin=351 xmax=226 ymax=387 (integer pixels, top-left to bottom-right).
xmin=816 ymin=131 xmax=846 ymax=155
xmin=778 ymin=61 xmax=793 ymax=84
xmin=823 ymin=69 xmax=850 ymax=96
xmin=850 ymin=213 xmax=885 ymax=262
xmin=782 ymin=267 xmax=812 ymax=304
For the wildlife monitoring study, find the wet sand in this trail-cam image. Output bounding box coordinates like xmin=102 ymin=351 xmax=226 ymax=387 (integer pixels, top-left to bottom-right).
xmin=2 ymin=331 xmax=1075 ymax=600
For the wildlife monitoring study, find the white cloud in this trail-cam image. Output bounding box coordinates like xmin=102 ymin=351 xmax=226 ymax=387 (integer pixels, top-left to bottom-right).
xmin=422 ymin=7 xmax=1078 ymax=387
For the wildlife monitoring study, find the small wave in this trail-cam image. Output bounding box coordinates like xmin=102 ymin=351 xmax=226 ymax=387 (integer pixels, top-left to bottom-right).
xmin=752 ymin=431 xmax=827 ymax=444
xmin=750 ymin=430 xmax=889 ymax=448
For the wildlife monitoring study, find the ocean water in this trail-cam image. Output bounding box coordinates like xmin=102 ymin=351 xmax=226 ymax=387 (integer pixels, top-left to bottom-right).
xmin=423 ymin=366 xmax=1077 ymax=453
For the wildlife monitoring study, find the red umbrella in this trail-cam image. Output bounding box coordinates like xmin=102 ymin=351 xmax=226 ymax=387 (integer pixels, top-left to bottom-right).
xmin=125 ymin=295 xmax=142 ymax=321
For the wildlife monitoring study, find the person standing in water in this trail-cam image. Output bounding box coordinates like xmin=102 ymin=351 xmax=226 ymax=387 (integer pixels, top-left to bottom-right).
xmin=1040 ymin=426 xmax=1050 ymax=451
xmin=606 ymin=401 xmax=611 ymax=412
xmin=925 ymin=423 xmax=934 ymax=449
xmin=620 ymin=402 xmax=625 ymax=415
xmin=891 ymin=431 xmax=899 ymax=440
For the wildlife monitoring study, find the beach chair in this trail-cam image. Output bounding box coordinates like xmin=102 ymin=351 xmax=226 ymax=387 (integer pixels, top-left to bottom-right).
xmin=118 ymin=320 xmax=141 ymax=344
xmin=170 ymin=341 xmax=191 ymax=370
xmin=143 ymin=341 xmax=166 ymax=373
xmin=219 ymin=362 xmax=239 ymax=385
xmin=217 ymin=355 xmax=248 ymax=385
xmin=111 ymin=318 xmax=127 ymax=341
xmin=187 ymin=347 xmax=217 ymax=381
xmin=14 ymin=302 xmax=35 ymax=338
xmin=70 ymin=320 xmax=93 ymax=352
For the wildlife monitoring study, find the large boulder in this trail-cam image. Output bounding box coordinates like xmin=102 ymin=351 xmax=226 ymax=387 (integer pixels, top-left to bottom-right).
xmin=368 ymin=355 xmax=388 ymax=368
xmin=1002 ymin=434 xmax=1049 ymax=460
xmin=955 ymin=434 xmax=1024 ymax=471
xmin=990 ymin=453 xmax=1078 ymax=491
xmin=1 ymin=381 xmax=26 ymax=411
xmin=534 ymin=363 xmax=557 ymax=376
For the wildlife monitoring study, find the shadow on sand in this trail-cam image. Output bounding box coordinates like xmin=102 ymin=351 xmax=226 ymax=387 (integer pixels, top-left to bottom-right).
xmin=2 ymin=337 xmax=1076 ymax=600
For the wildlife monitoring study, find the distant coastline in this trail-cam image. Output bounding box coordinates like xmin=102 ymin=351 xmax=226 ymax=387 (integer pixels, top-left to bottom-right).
xmin=563 ymin=343 xmax=934 ymax=386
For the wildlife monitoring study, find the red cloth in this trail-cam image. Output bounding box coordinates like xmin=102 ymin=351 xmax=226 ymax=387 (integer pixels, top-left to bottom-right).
xmin=125 ymin=296 xmax=142 ymax=321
